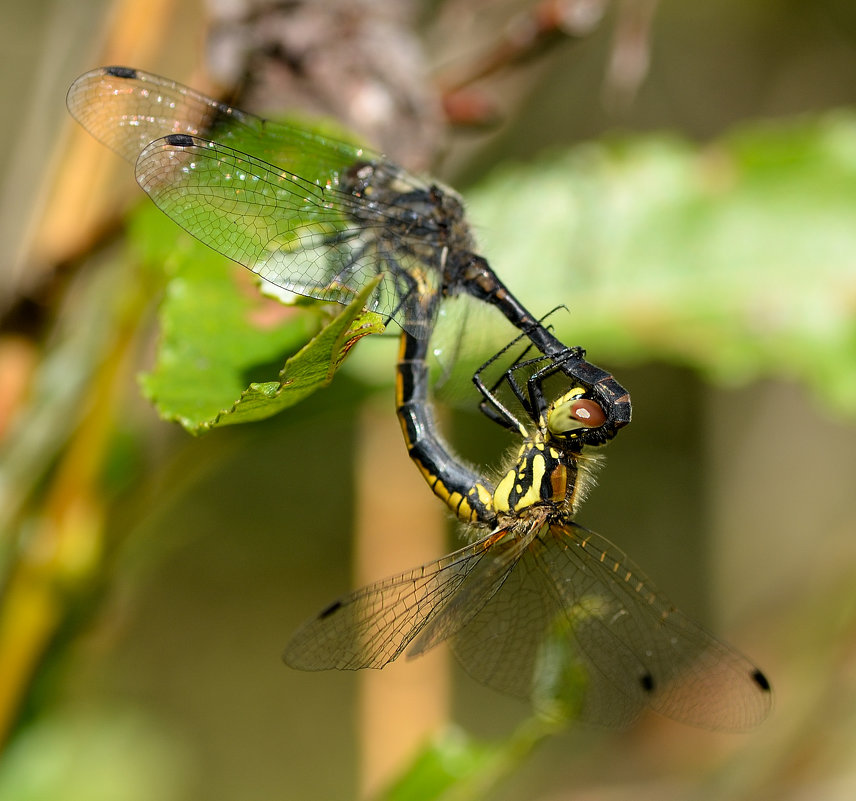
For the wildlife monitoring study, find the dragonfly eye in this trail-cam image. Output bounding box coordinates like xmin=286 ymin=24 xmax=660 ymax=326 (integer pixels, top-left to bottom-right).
xmin=547 ymin=397 xmax=606 ymax=436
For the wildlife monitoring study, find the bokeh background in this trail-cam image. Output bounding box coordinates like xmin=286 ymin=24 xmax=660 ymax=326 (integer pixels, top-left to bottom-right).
xmin=2 ymin=1 xmax=856 ymax=800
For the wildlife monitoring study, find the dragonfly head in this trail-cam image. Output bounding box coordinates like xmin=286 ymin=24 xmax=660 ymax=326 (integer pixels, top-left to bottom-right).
xmin=542 ymin=353 xmax=631 ymax=448
xmin=547 ymin=392 xmax=606 ymax=435
xmin=546 ymin=389 xmax=613 ymax=446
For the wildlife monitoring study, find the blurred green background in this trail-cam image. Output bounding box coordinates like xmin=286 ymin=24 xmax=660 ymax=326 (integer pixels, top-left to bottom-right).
xmin=1 ymin=1 xmax=856 ymax=800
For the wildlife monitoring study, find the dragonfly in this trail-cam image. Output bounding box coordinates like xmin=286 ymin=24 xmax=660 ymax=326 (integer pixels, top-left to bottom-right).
xmin=69 ymin=66 xmax=771 ymax=729
xmin=287 ymin=335 xmax=772 ymax=730
xmin=67 ymin=65 xmax=631 ymax=440
xmin=67 ymin=66 xmax=571 ymax=352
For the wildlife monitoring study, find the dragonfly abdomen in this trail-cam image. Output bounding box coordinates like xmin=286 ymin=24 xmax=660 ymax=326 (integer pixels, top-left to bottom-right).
xmin=395 ymin=331 xmax=495 ymax=525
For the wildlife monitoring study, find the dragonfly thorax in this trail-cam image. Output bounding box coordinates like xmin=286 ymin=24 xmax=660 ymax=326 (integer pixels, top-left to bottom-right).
xmin=340 ymin=161 xmax=476 ymax=254
xmin=492 ymin=437 xmax=574 ymax=516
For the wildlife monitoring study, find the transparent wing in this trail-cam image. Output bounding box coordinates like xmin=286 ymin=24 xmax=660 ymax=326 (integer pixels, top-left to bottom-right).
xmin=66 ymin=66 xmax=383 ymax=181
xmin=283 ymin=528 xmax=521 ymax=671
xmin=286 ymin=516 xmax=771 ymax=730
xmin=405 ymin=526 xmax=534 ymax=657
xmin=134 ymin=135 xmax=438 ymax=334
xmin=450 ymin=521 xmax=772 ymax=730
xmin=66 ymin=67 xmax=444 ymax=338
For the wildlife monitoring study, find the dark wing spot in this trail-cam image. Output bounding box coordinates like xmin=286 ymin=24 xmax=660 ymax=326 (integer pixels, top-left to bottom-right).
xmin=104 ymin=66 xmax=137 ymax=79
xmin=751 ymin=669 xmax=771 ymax=692
xmin=640 ymin=672 xmax=655 ymax=693
xmin=164 ymin=133 xmax=196 ymax=148
xmin=318 ymin=600 xmax=343 ymax=619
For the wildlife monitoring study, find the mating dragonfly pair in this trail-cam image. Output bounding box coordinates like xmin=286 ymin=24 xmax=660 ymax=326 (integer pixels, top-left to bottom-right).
xmin=68 ymin=67 xmax=771 ymax=730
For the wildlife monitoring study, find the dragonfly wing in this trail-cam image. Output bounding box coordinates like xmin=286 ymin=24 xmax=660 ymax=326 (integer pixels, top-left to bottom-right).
xmin=447 ymin=521 xmax=570 ymax=700
xmin=531 ymin=523 xmax=772 ymax=730
xmin=284 ymin=529 xmax=515 ymax=671
xmin=405 ymin=526 xmax=534 ymax=658
xmin=67 ymin=67 xmax=443 ymax=337
xmin=133 ymin=134 xmax=437 ymax=334
xmin=446 ymin=521 xmax=771 ymax=730
xmin=66 ymin=67 xmax=381 ymax=180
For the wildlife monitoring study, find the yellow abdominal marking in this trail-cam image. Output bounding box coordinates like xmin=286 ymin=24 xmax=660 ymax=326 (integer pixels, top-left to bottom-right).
xmin=474 ymin=483 xmax=492 ymax=509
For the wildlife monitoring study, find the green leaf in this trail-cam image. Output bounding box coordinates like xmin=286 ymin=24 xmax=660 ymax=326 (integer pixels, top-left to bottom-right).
xmin=374 ymin=720 xmax=560 ymax=801
xmin=375 ymin=728 xmax=499 ymax=801
xmin=191 ymin=278 xmax=384 ymax=433
xmin=130 ymin=203 xmax=384 ymax=434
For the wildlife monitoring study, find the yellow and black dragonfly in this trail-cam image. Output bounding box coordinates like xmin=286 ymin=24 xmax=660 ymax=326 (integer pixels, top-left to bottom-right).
xmin=288 ymin=330 xmax=772 ymax=730
xmin=68 ymin=67 xmax=771 ymax=729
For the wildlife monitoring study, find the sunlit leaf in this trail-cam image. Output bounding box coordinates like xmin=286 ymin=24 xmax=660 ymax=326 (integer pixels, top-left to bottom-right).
xmin=130 ymin=203 xmax=383 ymax=434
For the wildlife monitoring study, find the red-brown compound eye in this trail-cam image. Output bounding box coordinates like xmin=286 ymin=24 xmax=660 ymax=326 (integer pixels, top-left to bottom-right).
xmin=547 ymin=395 xmax=608 ymax=436
xmin=570 ymin=398 xmax=606 ymax=428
